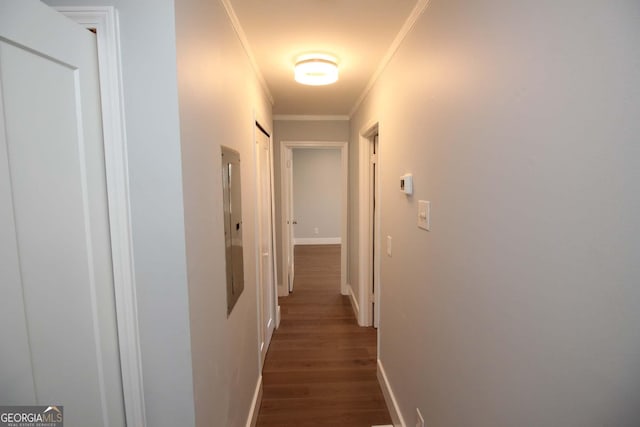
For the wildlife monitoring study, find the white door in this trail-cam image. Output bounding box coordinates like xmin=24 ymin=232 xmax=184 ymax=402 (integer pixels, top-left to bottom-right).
xmin=284 ymin=147 xmax=295 ymax=292
xmin=370 ymin=134 xmax=381 ymax=328
xmin=256 ymin=126 xmax=275 ymax=363
xmin=0 ymin=2 xmax=126 ymax=426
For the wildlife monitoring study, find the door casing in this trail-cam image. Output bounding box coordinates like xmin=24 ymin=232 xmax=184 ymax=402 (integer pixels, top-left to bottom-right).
xmin=254 ymin=121 xmax=279 ymax=369
xmin=55 ymin=7 xmax=146 ymax=426
xmin=358 ymin=121 xmax=382 ymax=329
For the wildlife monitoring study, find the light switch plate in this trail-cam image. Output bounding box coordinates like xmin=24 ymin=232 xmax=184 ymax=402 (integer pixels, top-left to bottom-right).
xmin=418 ymin=200 xmax=430 ymax=231
xmin=386 ymin=235 xmax=392 ymax=257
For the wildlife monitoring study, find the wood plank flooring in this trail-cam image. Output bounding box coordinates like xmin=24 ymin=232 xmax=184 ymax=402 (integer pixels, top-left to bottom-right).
xmin=256 ymin=245 xmax=392 ymax=427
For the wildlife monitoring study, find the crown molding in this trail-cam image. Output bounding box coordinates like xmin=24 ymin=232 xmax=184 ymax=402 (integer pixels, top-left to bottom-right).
xmin=219 ymin=0 xmax=274 ymax=104
xmin=274 ymin=115 xmax=350 ymax=121
xmin=349 ymin=0 xmax=430 ymax=117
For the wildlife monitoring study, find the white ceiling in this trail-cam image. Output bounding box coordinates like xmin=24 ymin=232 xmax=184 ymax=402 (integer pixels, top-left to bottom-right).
xmin=226 ymin=0 xmax=419 ymax=115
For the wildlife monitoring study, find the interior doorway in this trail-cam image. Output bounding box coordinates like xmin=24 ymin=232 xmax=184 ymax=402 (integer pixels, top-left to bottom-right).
xmin=280 ymin=141 xmax=348 ymax=296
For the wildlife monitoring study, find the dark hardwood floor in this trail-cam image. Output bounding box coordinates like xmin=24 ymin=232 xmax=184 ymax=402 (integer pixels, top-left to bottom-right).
xmin=256 ymin=245 xmax=392 ymax=427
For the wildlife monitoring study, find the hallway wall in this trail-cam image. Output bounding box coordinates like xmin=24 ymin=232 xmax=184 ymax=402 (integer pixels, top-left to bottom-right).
xmin=350 ymin=1 xmax=640 ymax=426
xmin=292 ymin=148 xmax=342 ymax=241
xmin=174 ymin=1 xmax=272 ymax=426
xmin=273 ymin=119 xmax=349 ymax=294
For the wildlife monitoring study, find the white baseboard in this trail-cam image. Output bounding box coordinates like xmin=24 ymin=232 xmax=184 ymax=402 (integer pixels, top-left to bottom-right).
xmin=347 ymin=283 xmax=360 ymax=323
xmin=245 ymin=375 xmax=263 ymax=427
xmin=293 ymin=237 xmax=341 ymax=245
xmin=377 ymin=360 xmax=406 ymax=427
xmin=277 ymin=282 xmax=289 ymax=297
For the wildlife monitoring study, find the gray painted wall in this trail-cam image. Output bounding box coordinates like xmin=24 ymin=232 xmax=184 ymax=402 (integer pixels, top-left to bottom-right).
xmin=174 ymin=0 xmax=272 ymax=426
xmin=292 ymin=148 xmax=342 ymax=240
xmin=273 ymin=119 xmax=349 ymax=291
xmin=43 ymin=1 xmax=196 ymax=426
xmin=350 ymin=0 xmax=640 ymax=426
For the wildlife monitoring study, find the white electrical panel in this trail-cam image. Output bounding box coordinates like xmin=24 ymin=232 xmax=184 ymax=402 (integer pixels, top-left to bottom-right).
xmin=400 ymin=174 xmax=413 ymax=195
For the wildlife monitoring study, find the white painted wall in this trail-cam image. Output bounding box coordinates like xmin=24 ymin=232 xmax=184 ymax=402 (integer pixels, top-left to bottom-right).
xmin=292 ymin=148 xmax=341 ymax=241
xmin=42 ymin=1 xmax=196 ymax=425
xmin=273 ymin=119 xmax=349 ymax=290
xmin=174 ymin=1 xmax=272 ymax=426
xmin=350 ymin=1 xmax=640 ymax=426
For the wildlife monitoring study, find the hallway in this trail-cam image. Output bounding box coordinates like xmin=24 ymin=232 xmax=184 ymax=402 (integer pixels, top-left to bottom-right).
xmin=256 ymin=245 xmax=391 ymax=426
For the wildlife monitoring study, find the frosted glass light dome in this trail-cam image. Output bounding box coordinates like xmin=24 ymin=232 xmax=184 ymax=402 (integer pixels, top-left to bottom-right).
xmin=294 ymin=55 xmax=338 ymax=86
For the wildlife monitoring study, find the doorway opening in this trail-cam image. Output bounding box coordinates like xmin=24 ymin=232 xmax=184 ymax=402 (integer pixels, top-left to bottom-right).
xmin=280 ymin=141 xmax=349 ymax=296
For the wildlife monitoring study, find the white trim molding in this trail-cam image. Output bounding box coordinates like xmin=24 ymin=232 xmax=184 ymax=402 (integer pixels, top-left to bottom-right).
xmin=245 ymin=376 xmax=263 ymax=427
xmin=357 ymin=121 xmax=380 ymax=327
xmin=277 ymin=282 xmax=288 ymax=297
xmin=347 ymin=284 xmax=360 ymax=322
xmin=253 ymin=118 xmax=278 ymax=371
xmin=294 ymin=237 xmax=341 ymax=245
xmin=219 ymin=0 xmax=274 ymax=104
xmin=350 ymin=0 xmax=431 ymax=117
xmin=56 ymin=7 xmax=146 ymax=427
xmin=378 ymin=360 xmax=406 ymax=427
xmin=273 ymin=115 xmax=350 ymax=121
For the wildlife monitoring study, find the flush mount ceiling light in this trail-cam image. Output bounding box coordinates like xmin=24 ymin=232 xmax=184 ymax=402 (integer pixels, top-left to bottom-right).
xmin=294 ymin=54 xmax=339 ymax=86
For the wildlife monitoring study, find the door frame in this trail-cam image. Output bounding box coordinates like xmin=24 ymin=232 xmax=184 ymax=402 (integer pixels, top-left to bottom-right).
xmin=253 ymin=119 xmax=279 ymax=369
xmin=280 ymin=145 xmax=295 ymax=293
xmin=280 ymin=141 xmax=349 ymax=296
xmin=358 ymin=121 xmax=381 ymax=327
xmin=55 ymin=7 xmax=146 ymax=426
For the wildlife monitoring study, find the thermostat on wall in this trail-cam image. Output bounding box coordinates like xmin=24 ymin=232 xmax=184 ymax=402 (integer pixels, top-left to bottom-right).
xmin=400 ymin=174 xmax=413 ymax=195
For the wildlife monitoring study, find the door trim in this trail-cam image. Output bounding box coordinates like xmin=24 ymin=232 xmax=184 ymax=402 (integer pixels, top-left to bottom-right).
xmin=55 ymin=7 xmax=146 ymax=427
xmin=279 ymin=144 xmax=295 ymax=294
xmin=253 ymin=119 xmax=278 ymax=370
xmin=280 ymin=141 xmax=349 ymax=296
xmin=358 ymin=121 xmax=381 ymax=327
